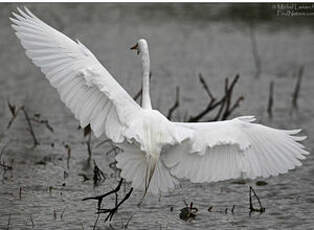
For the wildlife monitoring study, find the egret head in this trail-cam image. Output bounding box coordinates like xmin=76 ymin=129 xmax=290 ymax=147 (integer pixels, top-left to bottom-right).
xmin=130 ymin=38 xmax=148 ymax=55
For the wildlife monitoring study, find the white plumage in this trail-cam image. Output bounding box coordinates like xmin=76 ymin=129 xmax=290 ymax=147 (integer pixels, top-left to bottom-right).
xmin=11 ymin=7 xmax=309 ymax=197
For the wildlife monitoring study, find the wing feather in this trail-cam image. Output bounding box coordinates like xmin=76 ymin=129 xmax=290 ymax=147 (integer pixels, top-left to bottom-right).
xmin=11 ymin=7 xmax=142 ymax=142
xmin=164 ymin=116 xmax=309 ymax=183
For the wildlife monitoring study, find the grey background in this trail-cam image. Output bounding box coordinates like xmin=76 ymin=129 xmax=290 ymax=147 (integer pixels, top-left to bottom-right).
xmin=0 ymin=3 xmax=314 ymax=229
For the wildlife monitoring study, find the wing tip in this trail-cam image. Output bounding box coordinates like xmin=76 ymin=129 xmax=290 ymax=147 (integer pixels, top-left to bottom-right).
xmin=11 ymin=6 xmax=36 ymax=23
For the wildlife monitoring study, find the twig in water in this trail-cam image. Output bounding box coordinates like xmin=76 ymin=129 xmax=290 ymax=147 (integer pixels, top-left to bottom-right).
xmin=93 ymin=160 xmax=106 ymax=186
xmin=267 ymin=81 xmax=274 ymax=118
xmin=231 ymin=205 xmax=235 ymax=214
xmin=98 ymin=187 xmax=133 ymax=222
xmin=53 ymin=209 xmax=57 ymax=220
xmin=167 ymin=86 xmax=180 ymax=120
xmin=249 ymin=23 xmax=261 ymax=78
xmin=7 ymin=102 xmax=22 ymax=129
xmin=6 ymin=214 xmax=11 ymax=230
xmin=93 ymin=213 xmax=100 ymax=230
xmin=83 ymin=178 xmax=124 ymax=210
xmin=249 ymin=186 xmax=265 ymax=214
xmin=95 ymin=139 xmax=111 ymax=148
xmin=124 ymin=214 xmax=134 ymax=229
xmin=0 ymin=141 xmax=12 ymax=171
xmin=82 ymin=125 xmax=92 ymax=163
xmin=83 ymin=178 xmax=133 ymax=222
xmin=0 ymin=159 xmax=13 ymax=171
xmin=292 ymin=65 xmax=304 ymax=110
xmin=60 ymin=209 xmax=65 ymax=220
xmin=30 ymin=117 xmax=54 ymax=133
xmin=221 ymin=75 xmax=243 ymax=120
xmin=83 ymin=124 xmax=91 ymax=137
xmin=64 ymin=144 xmax=71 ymax=170
xmin=19 ymin=187 xmax=22 ymax=200
xmin=21 ymin=107 xmax=39 ymax=147
xmin=199 ymin=73 xmax=215 ymax=100
xmin=188 ymin=74 xmax=243 ymax=122
xmin=133 ymin=88 xmax=142 ymax=102
xmin=30 ymin=214 xmax=35 ymax=228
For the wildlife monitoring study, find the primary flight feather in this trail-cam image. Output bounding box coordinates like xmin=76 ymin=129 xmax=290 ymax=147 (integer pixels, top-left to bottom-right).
xmin=11 ymin=7 xmax=309 ymax=198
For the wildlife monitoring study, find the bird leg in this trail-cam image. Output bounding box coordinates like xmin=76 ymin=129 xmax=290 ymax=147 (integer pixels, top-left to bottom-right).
xmin=138 ymin=155 xmax=158 ymax=206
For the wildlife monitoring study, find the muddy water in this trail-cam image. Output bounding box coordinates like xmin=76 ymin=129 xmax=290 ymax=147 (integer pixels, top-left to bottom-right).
xmin=0 ymin=3 xmax=314 ymax=229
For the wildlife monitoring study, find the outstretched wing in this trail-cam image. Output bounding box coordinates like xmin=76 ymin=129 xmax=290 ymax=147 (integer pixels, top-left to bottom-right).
xmin=11 ymin=7 xmax=141 ymax=142
xmin=163 ymin=116 xmax=309 ymax=183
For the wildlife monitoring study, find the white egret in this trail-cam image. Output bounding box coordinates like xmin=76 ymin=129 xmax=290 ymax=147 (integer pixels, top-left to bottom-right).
xmin=11 ymin=8 xmax=309 ymax=199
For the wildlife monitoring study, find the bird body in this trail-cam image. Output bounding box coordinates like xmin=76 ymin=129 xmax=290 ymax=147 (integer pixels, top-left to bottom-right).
xmin=11 ymin=7 xmax=309 ymax=197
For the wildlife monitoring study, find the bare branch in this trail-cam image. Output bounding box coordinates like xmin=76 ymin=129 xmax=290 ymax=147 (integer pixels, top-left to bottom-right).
xmin=292 ymin=66 xmax=304 ymax=109
xmin=133 ymin=88 xmax=142 ymax=102
xmin=21 ymin=107 xmax=39 ymax=147
xmin=167 ymin=86 xmax=180 ymax=120
xmin=249 ymin=186 xmax=265 ymax=214
xmin=198 ymin=73 xmax=215 ymax=100
xmin=189 ymin=74 xmax=242 ymax=122
xmin=249 ymin=23 xmax=261 ymax=78
xmin=267 ymin=81 xmax=274 ymax=118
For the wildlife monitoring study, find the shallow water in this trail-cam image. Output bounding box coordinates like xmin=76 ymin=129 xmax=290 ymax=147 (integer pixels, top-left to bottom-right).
xmin=0 ymin=3 xmax=314 ymax=229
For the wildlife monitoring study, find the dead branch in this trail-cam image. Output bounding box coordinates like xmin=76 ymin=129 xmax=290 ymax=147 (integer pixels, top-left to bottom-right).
xmin=98 ymin=187 xmax=133 ymax=222
xmin=292 ymin=66 xmax=304 ymax=109
xmin=0 ymin=142 xmax=13 ymax=171
xmin=95 ymin=139 xmax=111 ymax=148
xmin=93 ymin=160 xmax=106 ymax=186
xmin=221 ymin=75 xmax=243 ymax=120
xmin=19 ymin=187 xmax=22 ymax=200
xmin=21 ymin=106 xmax=39 ymax=147
xmin=93 ymin=214 xmax=101 ymax=230
xmin=83 ymin=124 xmax=91 ymax=137
xmin=133 ymin=88 xmax=142 ymax=102
xmin=6 ymin=214 xmax=11 ymax=230
xmin=0 ymin=141 xmax=10 ymax=161
xmin=188 ymin=74 xmax=243 ymax=122
xmin=7 ymin=103 xmax=53 ymax=147
xmin=29 ymin=214 xmax=35 ymax=228
xmin=0 ymin=161 xmax=12 ymax=171
xmin=64 ymin=144 xmax=71 ymax=170
xmin=249 ymin=23 xmax=261 ymax=78
xmin=124 ymin=214 xmax=134 ymax=229
xmin=7 ymin=102 xmax=22 ymax=129
xmin=83 ymin=178 xmax=133 ymax=222
xmin=86 ymin=132 xmax=92 ymax=163
xmin=167 ymin=86 xmax=180 ymax=120
xmin=267 ymin=81 xmax=274 ymax=118
xmin=199 ymin=73 xmax=215 ymax=100
xmin=249 ymin=186 xmax=265 ymax=214
xmin=83 ymin=178 xmax=124 ymax=209
xmin=30 ymin=117 xmax=54 ymax=133
xmin=7 ymin=103 xmax=53 ymax=135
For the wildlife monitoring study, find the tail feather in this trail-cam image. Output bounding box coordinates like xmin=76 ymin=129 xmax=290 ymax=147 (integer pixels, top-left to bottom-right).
xmin=116 ymin=143 xmax=178 ymax=196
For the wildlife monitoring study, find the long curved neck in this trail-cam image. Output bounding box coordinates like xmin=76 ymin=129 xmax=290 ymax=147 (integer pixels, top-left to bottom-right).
xmin=141 ymin=46 xmax=152 ymax=110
